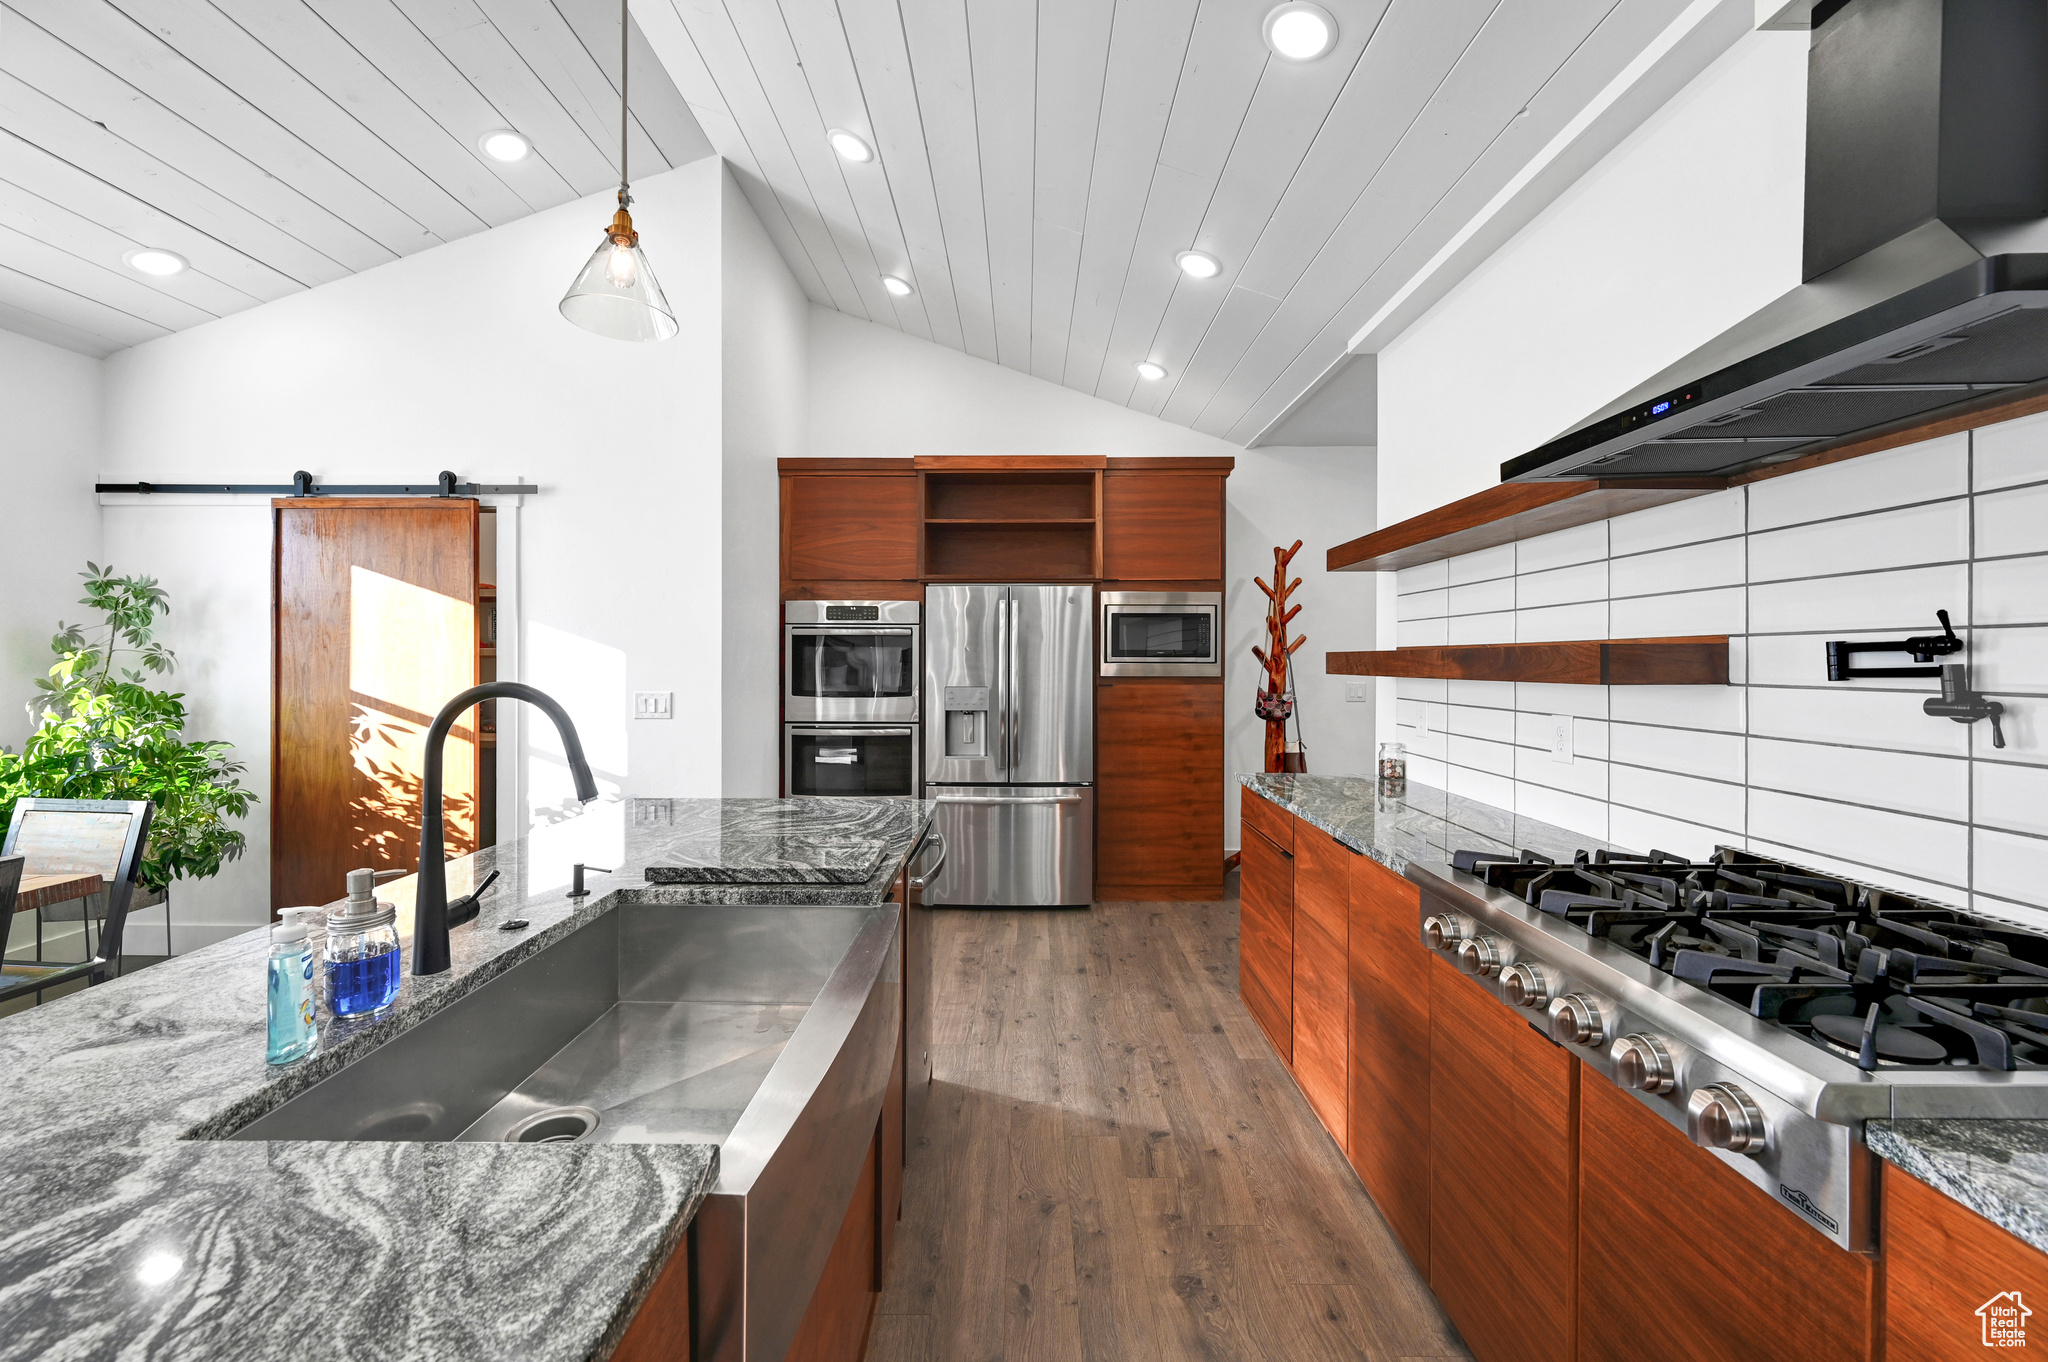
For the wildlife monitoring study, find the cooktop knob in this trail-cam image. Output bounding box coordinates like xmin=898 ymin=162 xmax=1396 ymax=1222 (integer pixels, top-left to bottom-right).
xmin=1687 ymin=1082 xmax=1767 ymax=1156
xmin=1547 ymin=994 xmax=1608 ymax=1047
xmin=1612 ymin=1033 xmax=1677 ymax=1094
xmin=1500 ymin=962 xmax=1552 ymax=1009
xmin=1421 ymin=913 xmax=1470 ymax=952
xmin=1456 ymin=936 xmax=1504 ymax=978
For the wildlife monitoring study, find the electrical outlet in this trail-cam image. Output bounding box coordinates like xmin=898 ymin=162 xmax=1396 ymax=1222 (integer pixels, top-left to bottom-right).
xmin=1415 ymin=705 xmax=1432 ymax=737
xmin=1345 ymin=680 xmax=1369 ymax=703
xmin=634 ymin=691 xmax=673 ymax=719
xmin=1550 ymin=713 xmax=1575 ymax=764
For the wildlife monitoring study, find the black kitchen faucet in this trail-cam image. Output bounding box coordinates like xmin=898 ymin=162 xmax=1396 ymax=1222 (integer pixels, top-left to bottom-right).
xmin=413 ymin=683 xmax=600 ymax=976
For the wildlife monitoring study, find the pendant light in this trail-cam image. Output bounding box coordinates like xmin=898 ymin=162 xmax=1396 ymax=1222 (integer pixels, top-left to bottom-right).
xmin=559 ymin=0 xmax=677 ymax=341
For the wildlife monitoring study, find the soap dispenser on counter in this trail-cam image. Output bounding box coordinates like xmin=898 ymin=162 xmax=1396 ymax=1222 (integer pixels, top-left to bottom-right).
xmin=266 ymin=908 xmax=318 ymax=1065
xmin=326 ymin=867 xmax=402 ymax=1018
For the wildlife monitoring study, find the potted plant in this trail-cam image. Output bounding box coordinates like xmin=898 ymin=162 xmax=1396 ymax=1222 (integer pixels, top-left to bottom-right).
xmin=0 ymin=563 xmax=256 ymax=898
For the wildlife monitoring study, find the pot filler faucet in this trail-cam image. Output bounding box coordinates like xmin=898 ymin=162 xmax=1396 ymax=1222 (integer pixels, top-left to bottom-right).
xmin=414 ymin=682 xmax=599 ymax=976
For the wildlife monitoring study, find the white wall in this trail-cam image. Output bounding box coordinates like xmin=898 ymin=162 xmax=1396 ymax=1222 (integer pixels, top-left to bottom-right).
xmin=0 ymin=330 xmax=102 ymax=754
xmin=720 ymin=165 xmax=808 ymax=797
xmin=98 ymin=157 xmax=726 ymax=938
xmin=808 ymin=304 xmax=1380 ymax=845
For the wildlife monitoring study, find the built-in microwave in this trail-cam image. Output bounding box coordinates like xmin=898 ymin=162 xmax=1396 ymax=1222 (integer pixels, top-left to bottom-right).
xmin=784 ymin=600 xmax=920 ymax=723
xmin=783 ymin=724 xmax=920 ymax=799
xmin=1100 ymin=591 xmax=1222 ymax=677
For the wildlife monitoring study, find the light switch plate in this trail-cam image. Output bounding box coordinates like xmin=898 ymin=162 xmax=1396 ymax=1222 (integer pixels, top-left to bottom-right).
xmin=1550 ymin=714 xmax=1574 ymax=764
xmin=1416 ymin=705 xmax=1432 ymax=737
xmin=1345 ymin=680 xmax=1369 ymax=703
xmin=634 ymin=691 xmax=673 ymax=719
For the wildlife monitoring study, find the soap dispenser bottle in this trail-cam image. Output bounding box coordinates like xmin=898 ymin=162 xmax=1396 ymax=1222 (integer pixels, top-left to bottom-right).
xmin=266 ymin=908 xmax=318 ymax=1065
xmin=325 ymin=867 xmax=402 ymax=1018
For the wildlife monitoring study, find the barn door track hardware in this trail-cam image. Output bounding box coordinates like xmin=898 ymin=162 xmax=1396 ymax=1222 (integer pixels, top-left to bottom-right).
xmin=95 ymin=470 xmax=539 ymax=497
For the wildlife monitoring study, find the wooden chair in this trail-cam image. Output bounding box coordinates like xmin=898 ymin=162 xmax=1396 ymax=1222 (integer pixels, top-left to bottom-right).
xmin=0 ymin=799 xmax=153 ymax=1005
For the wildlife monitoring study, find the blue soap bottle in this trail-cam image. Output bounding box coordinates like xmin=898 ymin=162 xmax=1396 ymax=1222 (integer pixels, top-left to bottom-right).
xmin=325 ymin=868 xmax=402 ymax=1018
xmin=266 ymin=908 xmax=318 ymax=1064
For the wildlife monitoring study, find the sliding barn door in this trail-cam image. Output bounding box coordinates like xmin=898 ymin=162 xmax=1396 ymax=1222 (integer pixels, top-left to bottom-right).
xmin=273 ymin=498 xmax=479 ymax=911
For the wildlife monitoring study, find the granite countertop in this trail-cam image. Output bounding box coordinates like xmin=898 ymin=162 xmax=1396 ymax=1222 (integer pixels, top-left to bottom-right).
xmin=1867 ymin=1121 xmax=2048 ymax=1255
xmin=0 ymin=795 xmax=935 ymax=1362
xmin=1238 ymin=772 xmax=1622 ymax=874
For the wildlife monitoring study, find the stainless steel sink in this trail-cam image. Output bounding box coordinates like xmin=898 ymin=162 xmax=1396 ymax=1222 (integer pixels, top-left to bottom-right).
xmin=231 ymin=898 xmax=903 ymax=1362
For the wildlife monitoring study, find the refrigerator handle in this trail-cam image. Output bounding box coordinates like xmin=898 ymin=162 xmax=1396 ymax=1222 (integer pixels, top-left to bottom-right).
xmin=1008 ymin=594 xmax=1021 ymax=771
xmin=995 ymin=589 xmax=1009 ymax=778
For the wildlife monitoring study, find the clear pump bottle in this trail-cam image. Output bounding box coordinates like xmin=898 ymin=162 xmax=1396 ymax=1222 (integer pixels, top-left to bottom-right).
xmin=266 ymin=908 xmax=318 ymax=1065
xmin=326 ymin=867 xmax=402 ymax=1018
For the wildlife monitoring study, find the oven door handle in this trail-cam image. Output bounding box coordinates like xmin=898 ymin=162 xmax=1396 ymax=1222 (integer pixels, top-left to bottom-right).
xmin=907 ymin=830 xmax=948 ymax=888
xmin=933 ymin=793 xmax=1083 ymax=805
xmin=787 ymin=726 xmax=916 ymax=736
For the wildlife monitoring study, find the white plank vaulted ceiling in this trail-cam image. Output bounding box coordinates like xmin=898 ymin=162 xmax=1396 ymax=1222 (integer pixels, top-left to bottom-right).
xmin=0 ymin=0 xmax=711 ymax=357
xmin=635 ymin=0 xmax=1702 ymax=445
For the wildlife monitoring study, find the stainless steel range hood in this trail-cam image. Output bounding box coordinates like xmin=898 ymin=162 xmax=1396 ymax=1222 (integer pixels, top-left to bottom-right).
xmin=1503 ymin=0 xmax=2048 ymax=483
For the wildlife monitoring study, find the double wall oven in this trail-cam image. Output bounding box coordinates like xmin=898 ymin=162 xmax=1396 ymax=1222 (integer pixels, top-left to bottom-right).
xmin=782 ymin=601 xmax=921 ymax=799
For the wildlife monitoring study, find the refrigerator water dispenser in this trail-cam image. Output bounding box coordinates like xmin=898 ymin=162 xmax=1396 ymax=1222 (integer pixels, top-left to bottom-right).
xmin=943 ymin=686 xmax=990 ymax=757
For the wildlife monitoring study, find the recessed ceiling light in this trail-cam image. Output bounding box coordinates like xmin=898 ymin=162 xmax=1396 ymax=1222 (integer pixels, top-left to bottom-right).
xmin=136 ymin=1252 xmax=183 ymax=1287
xmin=1176 ymin=250 xmax=1221 ymax=280
xmin=478 ymin=129 xmax=531 ymax=162
xmin=1263 ymin=3 xmax=1337 ymax=61
xmin=882 ymin=275 xmax=914 ymax=297
xmin=1136 ymin=361 xmax=1168 ymax=381
xmin=827 ymin=129 xmax=874 ymax=163
xmin=123 ymin=248 xmax=187 ymax=278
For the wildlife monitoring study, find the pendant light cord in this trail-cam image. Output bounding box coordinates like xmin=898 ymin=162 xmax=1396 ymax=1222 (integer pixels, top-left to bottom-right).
xmin=619 ymin=0 xmax=630 ymax=202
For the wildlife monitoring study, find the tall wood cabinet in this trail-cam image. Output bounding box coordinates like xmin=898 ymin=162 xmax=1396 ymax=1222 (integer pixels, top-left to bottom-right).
xmin=1347 ymin=852 xmax=1431 ymax=1267
xmin=778 ymin=454 xmax=1232 ymax=901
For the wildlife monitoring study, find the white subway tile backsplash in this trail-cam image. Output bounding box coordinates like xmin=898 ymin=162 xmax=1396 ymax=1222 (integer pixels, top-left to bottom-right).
xmin=1397 ymin=617 xmax=1448 ymax=647
xmin=1611 ymin=765 xmax=1745 ymax=834
xmin=1609 ymin=684 xmax=1746 ymax=733
xmin=1973 ymin=408 xmax=2048 ymax=492
xmin=1449 ymin=704 xmax=1516 ymax=743
xmin=1517 ymin=560 xmax=1608 ymax=608
xmin=1448 ymin=611 xmax=1515 ymax=644
xmin=1447 ymin=680 xmax=1515 ymax=709
xmin=1974 ymin=897 xmax=2048 ymax=931
xmin=1518 ymin=602 xmax=1608 ymax=642
xmin=1448 ymin=576 xmax=1515 ymax=616
xmin=1977 ymin=761 xmax=2048 ymax=838
xmin=1610 ymin=722 xmax=1744 ymax=782
xmin=1516 ymin=683 xmax=1609 ymax=720
xmin=1397 ymin=588 xmax=1448 ymax=621
xmin=1974 ymin=625 xmax=2048 ymax=693
xmin=1748 ymin=789 xmax=1968 ymax=888
xmin=1396 ymin=559 xmax=1449 ymax=593
xmin=1975 ymin=557 xmax=2048 ymax=626
xmin=1747 ymin=434 xmax=1968 ymax=530
xmin=1975 ymin=828 xmax=2048 ymax=909
xmin=1446 ymin=544 xmax=1516 ymax=586
xmin=1746 ymin=737 xmax=1968 ymax=822
xmin=1515 ymin=520 xmax=1608 ymax=574
xmin=1748 ymin=499 xmax=1968 ymax=583
xmin=1977 ymin=482 xmax=2048 ymax=558
xmin=1610 ymin=586 xmax=1745 ymax=638
xmin=1362 ymin=420 xmax=2046 ymax=909
xmin=1610 ymin=537 xmax=1744 ymax=598
xmin=1748 ymin=564 xmax=1968 ymax=634
xmin=1749 ymin=685 xmax=1968 ymax=756
xmin=1608 ymin=486 xmax=1745 ymax=556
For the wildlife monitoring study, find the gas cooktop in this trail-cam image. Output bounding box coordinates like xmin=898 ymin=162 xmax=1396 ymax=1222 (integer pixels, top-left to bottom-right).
xmin=1450 ymin=846 xmax=2048 ymax=1074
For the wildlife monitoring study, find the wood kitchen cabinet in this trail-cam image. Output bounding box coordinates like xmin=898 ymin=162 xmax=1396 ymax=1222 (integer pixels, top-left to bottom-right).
xmin=1347 ymin=852 xmax=1430 ymax=1269
xmin=780 ymin=461 xmax=920 ymax=588
xmin=1429 ymin=958 xmax=1577 ymax=1362
xmin=1884 ymin=1159 xmax=2048 ymax=1359
xmin=1290 ymin=821 xmax=1350 ymax=1147
xmin=1578 ymin=1077 xmax=1875 ymax=1362
xmin=1101 ymin=460 xmax=1229 ymax=581
xmin=612 ymin=1239 xmax=692 ymax=1362
xmin=1239 ymin=793 xmax=1295 ymax=1063
xmin=1097 ymin=679 xmax=1224 ymax=899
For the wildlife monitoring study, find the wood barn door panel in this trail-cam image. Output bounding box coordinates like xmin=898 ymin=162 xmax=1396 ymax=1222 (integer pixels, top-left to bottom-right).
xmin=273 ymin=498 xmax=479 ymax=911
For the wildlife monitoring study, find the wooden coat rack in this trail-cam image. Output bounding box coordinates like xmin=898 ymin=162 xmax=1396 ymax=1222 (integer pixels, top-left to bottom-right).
xmin=1252 ymin=540 xmax=1305 ymax=773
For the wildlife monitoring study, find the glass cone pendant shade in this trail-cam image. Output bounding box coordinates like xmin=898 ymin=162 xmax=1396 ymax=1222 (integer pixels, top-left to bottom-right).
xmin=559 ymin=202 xmax=677 ymax=342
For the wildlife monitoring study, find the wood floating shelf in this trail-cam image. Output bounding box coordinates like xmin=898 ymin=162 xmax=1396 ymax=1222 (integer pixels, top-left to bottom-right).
xmin=1328 ymin=636 xmax=1730 ymax=686
xmin=1328 ymin=479 xmax=1727 ymax=573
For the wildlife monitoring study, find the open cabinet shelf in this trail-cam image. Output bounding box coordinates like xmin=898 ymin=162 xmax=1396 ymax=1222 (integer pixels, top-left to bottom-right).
xmin=1328 ymin=637 xmax=1730 ymax=686
xmin=920 ymin=465 xmax=1101 ymax=580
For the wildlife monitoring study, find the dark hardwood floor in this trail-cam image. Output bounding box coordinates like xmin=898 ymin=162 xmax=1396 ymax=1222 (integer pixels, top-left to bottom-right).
xmin=869 ymin=891 xmax=1469 ymax=1361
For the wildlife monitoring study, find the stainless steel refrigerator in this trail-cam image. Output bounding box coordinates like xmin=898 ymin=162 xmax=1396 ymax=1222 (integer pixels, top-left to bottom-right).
xmin=922 ymin=583 xmax=1093 ymax=906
